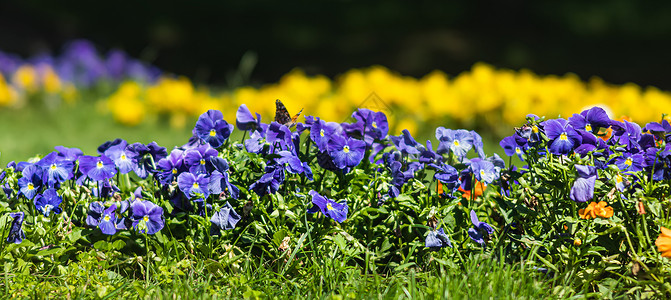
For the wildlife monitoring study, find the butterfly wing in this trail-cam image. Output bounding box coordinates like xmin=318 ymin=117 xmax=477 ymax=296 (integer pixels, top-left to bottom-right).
xmin=275 ymin=99 xmax=292 ymax=125
xmin=275 ymin=99 xmax=303 ymax=128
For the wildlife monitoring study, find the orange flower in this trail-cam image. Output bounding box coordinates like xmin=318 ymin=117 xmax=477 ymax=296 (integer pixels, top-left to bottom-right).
xmin=636 ymin=201 xmax=646 ymax=215
xmin=578 ymin=201 xmax=614 ymax=219
xmin=458 ymin=181 xmax=486 ymax=199
xmin=600 ymin=116 xmax=632 ymax=141
xmin=656 ymin=227 xmax=671 ymax=258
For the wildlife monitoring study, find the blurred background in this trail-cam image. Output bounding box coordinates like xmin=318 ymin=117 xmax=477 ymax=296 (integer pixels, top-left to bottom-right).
xmin=1 ymin=0 xmax=671 ymax=163
xmin=3 ymin=0 xmax=671 ymax=88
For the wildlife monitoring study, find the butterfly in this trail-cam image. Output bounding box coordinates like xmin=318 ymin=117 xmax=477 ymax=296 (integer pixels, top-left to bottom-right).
xmin=275 ymin=99 xmax=303 ymax=128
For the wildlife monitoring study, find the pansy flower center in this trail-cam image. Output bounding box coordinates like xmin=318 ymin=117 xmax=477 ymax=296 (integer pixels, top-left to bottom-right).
xmin=192 ymin=183 xmax=199 ymax=189
xmin=104 ymin=215 xmax=111 ymax=222
xmin=200 ymin=159 xmax=206 ymax=165
xmin=515 ymin=147 xmax=522 ymax=154
xmin=50 ymin=164 xmax=57 ymax=171
xmin=43 ymin=204 xmax=53 ymax=214
xmin=27 ymin=183 xmax=34 ymax=190
xmin=559 ymin=133 xmax=568 ymax=141
xmin=372 ymin=121 xmax=378 ymax=129
xmin=454 ymin=140 xmax=460 ymax=147
xmin=585 ymin=124 xmax=592 ymax=132
xmin=320 ymin=129 xmax=325 ymax=137
xmin=143 ymin=216 xmax=149 ymax=222
xmin=209 ymin=129 xmax=217 ymax=137
xmin=532 ymin=125 xmax=539 ymax=133
xmin=480 ymin=170 xmax=486 ymax=177
xmin=96 ymin=161 xmax=104 ymax=169
xmin=625 ymin=158 xmax=633 ymax=166
xmin=172 ymin=168 xmax=178 ymax=174
xmin=121 ymin=154 xmax=127 ymax=161
xmin=343 ymin=146 xmax=350 ymax=153
xmin=616 ymin=174 xmax=623 ymax=183
xmin=326 ymin=203 xmax=334 ymax=210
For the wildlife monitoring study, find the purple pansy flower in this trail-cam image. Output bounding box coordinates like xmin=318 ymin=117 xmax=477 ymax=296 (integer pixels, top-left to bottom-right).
xmin=425 ymin=228 xmax=452 ymax=248
xmin=210 ymin=202 xmax=241 ymax=233
xmin=469 ymin=158 xmax=498 ymax=185
xmin=244 ymin=130 xmax=267 ymax=154
xmin=344 ymin=109 xmax=389 ymax=144
xmin=307 ymin=190 xmax=348 ymax=223
xmin=6 ymin=212 xmax=25 ymax=244
xmin=468 ymin=210 xmax=494 ymax=246
xmin=18 ymin=165 xmax=42 ymax=200
xmin=419 ymin=140 xmax=441 ymax=165
xmin=327 ymin=134 xmax=366 ymax=171
xmin=431 ymin=162 xmax=459 ymax=193
xmin=568 ymin=107 xmax=611 ymax=134
xmin=34 ymin=188 xmax=63 ymax=217
xmin=177 ymin=172 xmax=210 ymax=199
xmin=104 ymin=143 xmax=138 ymax=174
xmin=55 ymin=146 xmax=83 ymax=161
xmin=390 ymin=129 xmax=422 ymax=155
xmin=570 ymin=165 xmax=598 ymax=202
xmin=543 ymin=119 xmax=582 ymax=155
xmin=236 ymin=104 xmax=265 ymax=132
xmin=157 ymin=149 xmax=185 ymax=184
xmin=249 ymin=164 xmax=285 ymax=196
xmin=183 ymin=144 xmax=218 ymax=175
xmin=194 ymin=109 xmax=234 ymax=148
xmin=266 ymin=122 xmax=293 ymax=151
xmin=131 ymin=200 xmax=164 ymax=235
xmin=310 ymin=118 xmax=336 ymax=152
xmin=500 ymin=135 xmax=527 ymax=160
xmin=129 ymin=142 xmax=168 ymax=178
xmin=611 ymin=120 xmax=642 ymax=151
xmin=36 ymin=152 xmax=74 ymax=187
xmin=436 ymin=128 xmax=474 ymax=159
xmin=87 ymin=203 xmax=118 ymax=235
xmin=78 ymin=155 xmax=117 ymax=181
xmin=471 ymin=130 xmax=486 ymax=159
xmin=613 ymin=152 xmax=644 ymax=173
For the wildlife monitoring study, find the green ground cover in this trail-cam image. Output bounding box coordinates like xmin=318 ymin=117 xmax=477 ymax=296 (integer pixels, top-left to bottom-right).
xmin=0 ymin=101 xmax=193 ymax=165
xmin=1 ymin=99 xmax=670 ymax=299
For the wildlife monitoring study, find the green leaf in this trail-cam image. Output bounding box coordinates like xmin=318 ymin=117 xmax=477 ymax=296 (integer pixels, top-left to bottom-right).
xmin=111 ymin=240 xmax=126 ymax=251
xmin=93 ymin=240 xmax=109 ymax=251
xmin=333 ymin=233 xmax=347 ymax=251
xmin=36 ymin=247 xmax=64 ymax=257
xmin=273 ymin=229 xmax=288 ymax=246
xmin=393 ymin=262 xmax=415 ymax=272
xmin=66 ymin=229 xmax=83 ymax=243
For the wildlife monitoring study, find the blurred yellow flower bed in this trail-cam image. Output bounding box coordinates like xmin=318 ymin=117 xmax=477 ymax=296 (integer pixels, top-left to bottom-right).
xmin=0 ymin=65 xmax=77 ymax=108
xmin=5 ymin=62 xmax=671 ymax=136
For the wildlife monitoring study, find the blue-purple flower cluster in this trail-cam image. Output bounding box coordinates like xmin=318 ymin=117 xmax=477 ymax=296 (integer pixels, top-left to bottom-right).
xmin=1 ymin=139 xmax=169 ymax=242
xmin=385 ymin=125 xmax=503 ymax=203
xmin=499 ymin=106 xmax=671 ymax=203
xmin=0 ymin=39 xmax=160 ymax=88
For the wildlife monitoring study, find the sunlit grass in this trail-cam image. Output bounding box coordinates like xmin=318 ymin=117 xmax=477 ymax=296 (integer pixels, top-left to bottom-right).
xmin=0 ymin=100 xmax=193 ymax=165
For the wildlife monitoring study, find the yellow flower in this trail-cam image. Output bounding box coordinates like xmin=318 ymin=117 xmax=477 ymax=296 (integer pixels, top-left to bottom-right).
xmin=107 ymin=81 xmax=145 ymax=126
xmin=12 ymin=65 xmax=38 ymax=92
xmin=656 ymin=227 xmax=671 ymax=258
xmin=578 ymin=201 xmax=614 ymax=219
xmin=41 ymin=65 xmax=61 ymax=93
xmin=0 ymin=74 xmax=17 ymax=106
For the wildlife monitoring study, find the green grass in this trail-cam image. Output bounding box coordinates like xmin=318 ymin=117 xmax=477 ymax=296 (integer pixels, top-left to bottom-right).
xmin=0 ymin=101 xmax=194 ymax=165
xmin=0 ymin=100 xmax=514 ymax=166
xmin=3 ymin=254 xmax=564 ymax=299
xmin=0 ymin=100 xmax=569 ymax=299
